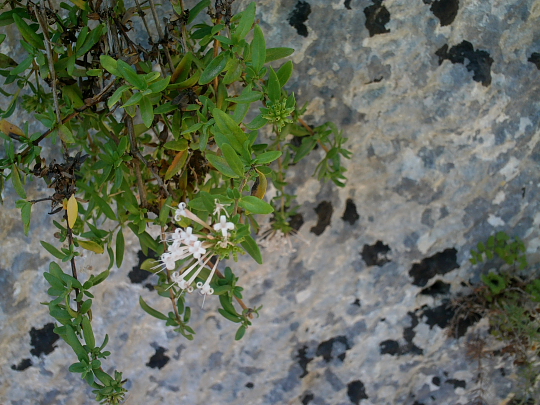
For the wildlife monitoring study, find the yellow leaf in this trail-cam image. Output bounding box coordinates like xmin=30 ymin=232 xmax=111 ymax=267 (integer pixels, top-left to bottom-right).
xmin=79 ymin=240 xmax=104 ymax=254
xmin=67 ymin=194 xmax=78 ymax=228
xmin=165 ymin=150 xmax=188 ymax=181
xmin=70 ymin=0 xmax=88 ymax=10
xmin=251 ymin=169 xmax=267 ymax=199
xmin=0 ymin=119 xmax=25 ymax=138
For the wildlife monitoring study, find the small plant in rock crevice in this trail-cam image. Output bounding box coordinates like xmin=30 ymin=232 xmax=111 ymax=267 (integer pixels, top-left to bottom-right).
xmin=449 ymin=231 xmax=540 ymax=405
xmin=0 ymin=0 xmax=350 ymax=402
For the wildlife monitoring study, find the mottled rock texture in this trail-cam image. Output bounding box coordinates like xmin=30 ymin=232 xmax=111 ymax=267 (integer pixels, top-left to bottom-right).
xmin=2 ymin=0 xmax=540 ymax=404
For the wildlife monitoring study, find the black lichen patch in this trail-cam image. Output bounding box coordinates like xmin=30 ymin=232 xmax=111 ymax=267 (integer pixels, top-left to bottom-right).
xmin=352 ymin=298 xmax=361 ymax=307
xmin=420 ymin=280 xmax=451 ymax=296
xmin=422 ymin=301 xmax=455 ymax=329
xmin=316 ymin=335 xmax=351 ymax=362
xmin=432 ymin=376 xmax=441 ymax=386
xmin=344 ymin=0 xmax=352 ymax=9
xmin=289 ymin=213 xmax=304 ymax=231
xmin=296 ymin=345 xmax=313 ymax=378
xmin=379 ymin=339 xmax=400 ymax=356
xmin=402 ymin=312 xmax=424 ymax=355
xmin=361 ymin=241 xmax=391 ymax=266
xmin=364 ymin=1 xmax=390 ymax=37
xmin=528 ymin=52 xmax=540 ymax=70
xmin=310 ymin=201 xmax=333 ymax=236
xmin=445 ymin=378 xmax=466 ymax=389
xmin=128 ymin=250 xmax=154 ymax=285
xmin=288 ymin=1 xmax=311 ymax=37
xmin=11 ymin=358 xmax=32 ymax=371
xmin=409 ymin=248 xmax=458 ymax=287
xmin=301 ymin=392 xmax=314 ymax=405
xmin=347 ymin=380 xmax=369 ymax=404
xmin=435 ymin=41 xmax=493 ymax=86
xmin=430 ymin=0 xmax=459 ymax=26
xmin=30 ymin=323 xmax=59 ymax=357
xmin=246 ymin=382 xmax=254 ymax=389
xmin=146 ymin=346 xmax=170 ymax=369
xmin=342 ymin=199 xmax=360 ymax=225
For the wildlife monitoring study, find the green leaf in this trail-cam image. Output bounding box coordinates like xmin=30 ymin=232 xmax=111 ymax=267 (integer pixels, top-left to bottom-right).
xmin=93 ymin=194 xmax=116 ymax=221
xmin=246 ymin=114 xmax=268 ymax=130
xmin=100 ymin=55 xmax=119 ymax=76
xmin=121 ymin=91 xmax=143 ymax=107
xmin=265 ymin=47 xmax=294 ymax=63
xmin=41 ymin=241 xmax=66 ymax=260
xmin=16 ymin=199 xmax=32 ymax=235
xmin=225 ymin=90 xmax=263 ymax=104
xmin=91 ymin=269 xmax=110 ymax=286
xmin=43 ymin=272 xmax=65 ymax=290
xmin=164 ymin=139 xmax=189 ymax=151
xmin=199 ymin=52 xmax=228 ymax=85
xmin=233 ymin=2 xmax=256 ymax=40
xmin=49 ymin=262 xmax=64 ymax=279
xmin=139 ymin=296 xmax=169 ymax=320
xmin=9 ymin=55 xmax=33 ymax=76
xmin=11 ymin=165 xmax=26 ymax=199
xmin=267 ymin=67 xmax=281 ymax=103
xmin=276 ymin=60 xmax=294 ymax=87
xmin=187 ymin=0 xmax=211 ymax=24
xmin=221 ymin=143 xmax=245 ymax=176
xmin=139 ymin=96 xmax=154 ymax=128
xmin=218 ymin=308 xmax=241 ymax=323
xmin=115 ymin=228 xmax=125 ymax=268
xmin=251 ymin=25 xmax=266 ymax=73
xmin=148 ymin=77 xmax=170 ymax=93
xmin=238 ymin=196 xmax=274 ymax=214
xmin=254 ymin=150 xmax=282 ymax=164
xmin=12 ymin=14 xmax=44 ymax=50
xmin=64 ymin=324 xmax=89 ymax=362
xmin=81 ymin=315 xmax=96 ymax=349
xmin=76 ymin=24 xmax=105 ymax=57
xmin=206 ymin=154 xmax=239 ymax=178
xmin=212 ymin=108 xmax=248 ymax=152
xmin=235 ymin=325 xmax=247 ymax=340
xmin=241 ymin=234 xmax=263 ymax=264
xmin=117 ymin=60 xmax=147 ymax=90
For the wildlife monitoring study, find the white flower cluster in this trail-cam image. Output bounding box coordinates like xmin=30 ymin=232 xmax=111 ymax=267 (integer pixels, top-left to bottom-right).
xmin=155 ymin=201 xmax=235 ymax=298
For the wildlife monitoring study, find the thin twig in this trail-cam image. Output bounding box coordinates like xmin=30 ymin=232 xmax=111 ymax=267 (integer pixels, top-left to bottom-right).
xmin=34 ymin=2 xmax=64 ymax=147
xmin=125 ymin=115 xmax=148 ymax=207
xmin=147 ymin=0 xmax=174 ymax=73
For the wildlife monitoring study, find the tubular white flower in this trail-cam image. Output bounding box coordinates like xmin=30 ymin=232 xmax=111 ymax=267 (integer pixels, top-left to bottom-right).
xmin=197 ymin=258 xmax=219 ymax=297
xmin=174 ymin=202 xmax=187 ymax=221
xmin=188 ymin=240 xmax=206 ymax=259
xmin=181 ymin=227 xmax=198 ymax=246
xmin=213 ymin=215 xmax=234 ymax=237
xmin=213 ymin=199 xmax=230 ymax=217
xmin=152 ymin=252 xmax=177 ymax=273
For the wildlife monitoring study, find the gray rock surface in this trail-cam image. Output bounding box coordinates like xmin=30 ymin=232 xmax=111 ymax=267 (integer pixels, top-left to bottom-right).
xmin=2 ymin=0 xmax=540 ymax=404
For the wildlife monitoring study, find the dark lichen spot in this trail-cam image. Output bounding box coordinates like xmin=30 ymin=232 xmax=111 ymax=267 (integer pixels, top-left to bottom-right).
xmin=128 ymin=250 xmax=154 ymax=284
xmin=11 ymin=358 xmax=32 ymax=371
xmin=432 ymin=376 xmax=441 ymax=386
xmin=316 ymin=335 xmax=351 ymax=362
xmin=379 ymin=339 xmax=400 ymax=356
xmin=289 ymin=213 xmax=304 ymax=231
xmin=402 ymin=312 xmax=424 ymax=355
xmin=423 ymin=301 xmax=455 ymax=329
xmin=352 ymin=298 xmax=361 ymax=307
xmin=310 ymin=201 xmax=333 ymax=236
xmin=288 ymin=1 xmax=311 ymax=37
xmin=146 ymin=346 xmax=170 ymax=369
xmin=361 ymin=241 xmax=391 ymax=266
xmin=409 ymin=248 xmax=458 ymax=287
xmin=364 ymin=1 xmax=390 ymax=37
xmin=342 ymin=199 xmax=360 ymax=225
xmin=246 ymin=382 xmax=254 ymax=389
xmin=344 ymin=0 xmax=352 ymax=9
xmin=445 ymin=378 xmax=466 ymax=389
xmin=528 ymin=52 xmax=540 ymax=70
xmin=420 ymin=280 xmax=451 ymax=296
xmin=30 ymin=323 xmax=59 ymax=357
xmin=296 ymin=345 xmax=313 ymax=378
xmin=435 ymin=41 xmax=493 ymax=86
xmin=301 ymin=392 xmax=314 ymax=405
xmin=430 ymin=0 xmax=459 ymax=26
xmin=347 ymin=380 xmax=369 ymax=404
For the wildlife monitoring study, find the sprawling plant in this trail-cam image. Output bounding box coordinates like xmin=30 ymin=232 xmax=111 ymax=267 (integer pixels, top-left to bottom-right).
xmin=0 ymin=0 xmax=350 ymax=402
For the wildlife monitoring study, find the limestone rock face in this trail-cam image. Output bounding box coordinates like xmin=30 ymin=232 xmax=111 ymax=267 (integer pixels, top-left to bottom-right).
xmin=1 ymin=1 xmax=540 ymax=404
